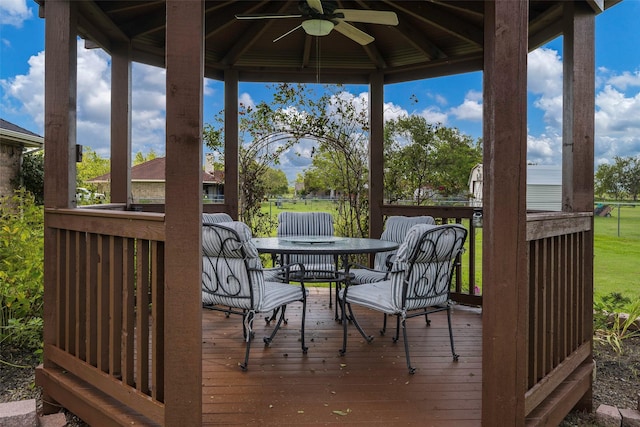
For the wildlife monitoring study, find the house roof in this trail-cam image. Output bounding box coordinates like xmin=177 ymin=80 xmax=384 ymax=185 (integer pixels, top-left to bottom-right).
xmin=0 ymin=118 xmax=44 ymax=149
xmin=89 ymin=157 xmax=224 ymax=183
xmin=36 ymin=0 xmax=617 ymax=85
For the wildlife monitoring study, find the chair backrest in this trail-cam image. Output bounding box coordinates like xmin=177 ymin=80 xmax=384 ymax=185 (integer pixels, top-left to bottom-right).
xmin=389 ymin=224 xmax=467 ymax=311
xmin=202 ymin=212 xmax=233 ymax=224
xmin=277 ymin=212 xmax=335 ymax=270
xmin=201 ymin=221 xmax=265 ymax=311
xmin=374 ymin=215 xmax=436 ymax=270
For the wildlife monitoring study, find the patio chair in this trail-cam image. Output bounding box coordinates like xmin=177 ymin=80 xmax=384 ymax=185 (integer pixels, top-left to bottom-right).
xmin=276 ymin=211 xmax=338 ymax=306
xmin=339 ymin=223 xmax=468 ymax=374
xmin=202 ymin=220 xmax=307 ymax=370
xmin=202 ymin=212 xmax=233 ymax=223
xmin=346 ymin=215 xmax=436 ymax=333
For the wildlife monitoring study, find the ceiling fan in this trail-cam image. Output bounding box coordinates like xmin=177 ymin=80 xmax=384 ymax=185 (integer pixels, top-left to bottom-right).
xmin=235 ymin=0 xmax=399 ymax=45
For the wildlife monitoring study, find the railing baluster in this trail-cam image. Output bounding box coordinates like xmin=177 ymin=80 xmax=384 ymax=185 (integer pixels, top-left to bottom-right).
xmin=136 ymin=239 xmax=150 ymax=394
xmin=122 ymin=237 xmax=136 ymax=387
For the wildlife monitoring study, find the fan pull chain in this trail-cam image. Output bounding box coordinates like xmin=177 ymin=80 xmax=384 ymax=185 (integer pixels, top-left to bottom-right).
xmin=316 ymin=36 xmax=321 ymax=85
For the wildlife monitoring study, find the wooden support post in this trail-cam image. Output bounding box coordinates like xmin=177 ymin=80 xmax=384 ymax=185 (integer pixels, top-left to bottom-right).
xmin=44 ymin=0 xmax=77 ymax=209
xmin=164 ymin=1 xmax=204 ymax=424
xmin=224 ymin=70 xmax=239 ymax=219
xmin=369 ymin=71 xmax=384 ymax=239
xmin=42 ymin=0 xmax=77 ymax=414
xmin=562 ymin=1 xmax=596 ymax=412
xmin=110 ymin=42 xmax=132 ymax=205
xmin=482 ymin=1 xmax=529 ymax=425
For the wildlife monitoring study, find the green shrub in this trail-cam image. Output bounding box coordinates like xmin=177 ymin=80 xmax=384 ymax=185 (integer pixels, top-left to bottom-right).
xmin=0 ymin=189 xmax=44 ymax=351
xmin=594 ymin=292 xmax=640 ymax=354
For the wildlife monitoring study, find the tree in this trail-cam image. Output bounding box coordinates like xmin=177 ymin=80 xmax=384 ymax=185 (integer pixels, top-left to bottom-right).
xmin=76 ymin=147 xmax=110 ymax=190
xmin=134 ymin=149 xmax=158 ymax=165
xmin=12 ymin=150 xmax=44 ymax=205
xmin=383 ymin=116 xmax=482 ymax=204
xmin=619 ymin=156 xmax=640 ymax=201
xmin=263 ymin=167 xmax=289 ymax=197
xmin=595 ymin=162 xmax=624 ymax=199
xmin=595 ymin=156 xmax=640 ymax=200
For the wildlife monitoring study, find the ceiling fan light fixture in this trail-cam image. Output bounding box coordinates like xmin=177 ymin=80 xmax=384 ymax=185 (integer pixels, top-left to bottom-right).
xmin=302 ymin=19 xmax=334 ymax=36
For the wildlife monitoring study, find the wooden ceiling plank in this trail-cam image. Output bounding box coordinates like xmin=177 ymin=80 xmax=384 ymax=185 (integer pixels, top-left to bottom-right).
xmin=384 ymin=0 xmax=483 ymax=48
xmin=362 ymin=39 xmax=387 ymax=69
xmin=98 ymin=0 xmax=164 ymax=14
xmin=393 ymin=20 xmax=447 ymax=61
xmin=221 ymin=2 xmax=295 ymax=66
xmin=205 ymin=1 xmax=269 ymax=41
xmin=429 ymin=0 xmax=484 ymax=16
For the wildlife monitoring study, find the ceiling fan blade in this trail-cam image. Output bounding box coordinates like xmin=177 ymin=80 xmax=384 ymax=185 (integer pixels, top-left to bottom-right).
xmin=273 ymin=25 xmax=303 ymax=43
xmin=333 ymin=21 xmax=374 ymax=45
xmin=306 ymin=0 xmax=324 ymax=14
xmin=334 ymin=9 xmax=398 ymax=26
xmin=235 ymin=13 xmax=302 ymax=20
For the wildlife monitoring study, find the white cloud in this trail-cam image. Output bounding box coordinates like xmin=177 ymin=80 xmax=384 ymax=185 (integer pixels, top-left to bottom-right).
xmin=0 ymin=50 xmax=45 ymax=125
xmin=383 ymin=102 xmax=408 ymax=121
xmin=528 ymin=48 xmax=563 ymax=97
xmin=594 ymin=85 xmax=640 ymax=163
xmin=1 ymin=40 xmax=168 ymax=158
xmin=607 ymin=71 xmax=640 ymax=91
xmin=527 ymin=131 xmax=561 ymax=165
xmin=419 ymin=107 xmax=448 ymax=125
xmin=238 ymin=92 xmax=255 ymax=110
xmin=0 ymin=0 xmax=32 ymax=27
xmin=449 ymin=90 xmax=483 ymax=121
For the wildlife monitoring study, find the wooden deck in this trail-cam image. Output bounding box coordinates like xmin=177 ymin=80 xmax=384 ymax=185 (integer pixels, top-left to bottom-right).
xmin=202 ymin=287 xmax=482 ymax=426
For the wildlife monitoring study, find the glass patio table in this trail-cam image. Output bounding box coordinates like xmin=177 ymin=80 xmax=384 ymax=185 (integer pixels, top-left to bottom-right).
xmin=252 ymin=236 xmax=399 ymax=318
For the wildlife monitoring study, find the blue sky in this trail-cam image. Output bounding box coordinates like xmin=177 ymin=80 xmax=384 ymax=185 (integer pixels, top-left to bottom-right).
xmin=2 ymin=0 xmax=640 ymax=183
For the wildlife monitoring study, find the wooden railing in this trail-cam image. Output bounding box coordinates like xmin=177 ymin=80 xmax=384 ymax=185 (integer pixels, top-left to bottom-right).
xmin=524 ymin=212 xmax=593 ymax=418
xmin=44 ymin=208 xmax=166 ymax=424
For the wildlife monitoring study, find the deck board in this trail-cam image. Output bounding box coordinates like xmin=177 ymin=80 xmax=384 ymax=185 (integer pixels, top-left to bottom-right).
xmin=201 ymin=287 xmax=482 ymax=425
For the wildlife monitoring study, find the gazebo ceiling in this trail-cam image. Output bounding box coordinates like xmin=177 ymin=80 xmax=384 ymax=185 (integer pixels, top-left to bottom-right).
xmin=46 ymin=0 xmax=604 ymax=84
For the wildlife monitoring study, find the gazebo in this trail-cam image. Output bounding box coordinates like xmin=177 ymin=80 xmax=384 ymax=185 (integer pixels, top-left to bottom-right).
xmin=35 ymin=0 xmax=617 ymax=425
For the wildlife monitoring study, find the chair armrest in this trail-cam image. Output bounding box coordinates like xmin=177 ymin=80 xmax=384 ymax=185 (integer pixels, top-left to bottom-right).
xmin=345 ymin=262 xmax=389 ymax=275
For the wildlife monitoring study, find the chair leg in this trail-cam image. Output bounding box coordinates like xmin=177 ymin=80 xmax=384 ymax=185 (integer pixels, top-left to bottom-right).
xmin=424 ymin=309 xmax=431 ymax=326
xmin=380 ymin=313 xmax=387 ymax=335
xmin=300 ymin=295 xmax=308 ymax=354
xmin=401 ymin=316 xmax=416 ymax=374
xmin=347 ymin=303 xmax=374 ymax=343
xmin=339 ymin=296 xmax=348 ymax=356
xmin=446 ymin=306 xmax=459 ymax=362
xmin=392 ymin=315 xmax=401 ymax=343
xmin=264 ymin=305 xmax=288 ymax=346
xmin=240 ymin=311 xmax=255 ymax=371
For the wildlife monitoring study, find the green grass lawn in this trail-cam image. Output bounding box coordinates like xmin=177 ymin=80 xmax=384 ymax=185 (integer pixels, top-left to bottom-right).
xmin=262 ymin=199 xmax=640 ymax=299
xmin=594 ymin=205 xmax=640 ymax=299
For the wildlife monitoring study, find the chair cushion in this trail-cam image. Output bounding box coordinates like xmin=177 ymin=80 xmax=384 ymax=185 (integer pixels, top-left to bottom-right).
xmin=202 ymin=212 xmax=233 ymax=224
xmin=277 ymin=212 xmax=336 ymax=272
xmin=373 ymin=215 xmax=435 ymax=270
xmin=201 ymin=221 xmax=264 ymax=308
xmin=260 ymin=281 xmax=305 ymax=312
xmin=349 ymin=268 xmax=388 ymax=285
xmin=341 ymin=281 xmax=397 ymax=314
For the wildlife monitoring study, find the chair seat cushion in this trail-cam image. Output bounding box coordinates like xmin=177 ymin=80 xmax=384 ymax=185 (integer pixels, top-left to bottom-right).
xmin=260 ymin=281 xmax=305 ymax=312
xmin=340 ymin=281 xmax=397 ymax=315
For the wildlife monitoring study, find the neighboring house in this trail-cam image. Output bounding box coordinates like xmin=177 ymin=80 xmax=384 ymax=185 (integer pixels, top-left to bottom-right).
xmin=0 ymin=118 xmax=44 ymax=199
xmin=89 ymin=156 xmax=224 ymax=203
xmin=469 ymin=164 xmax=562 ymax=211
